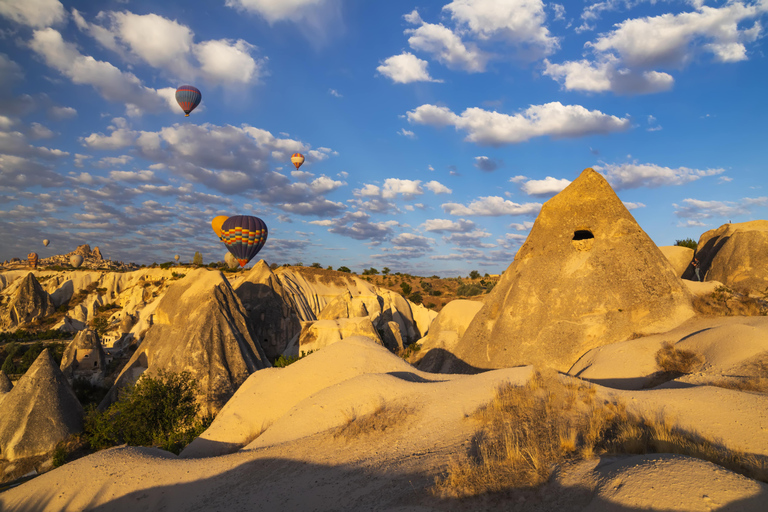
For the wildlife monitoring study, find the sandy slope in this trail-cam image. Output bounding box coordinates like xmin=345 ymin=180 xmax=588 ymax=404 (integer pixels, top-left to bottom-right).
xmin=3 ymin=323 xmax=768 ymax=511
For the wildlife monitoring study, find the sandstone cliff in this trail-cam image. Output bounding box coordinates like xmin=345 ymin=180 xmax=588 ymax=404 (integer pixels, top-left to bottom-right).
xmin=0 ymin=273 xmax=55 ymax=331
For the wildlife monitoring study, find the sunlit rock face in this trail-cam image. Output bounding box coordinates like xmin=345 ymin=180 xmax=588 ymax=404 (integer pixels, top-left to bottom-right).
xmin=686 ymin=221 xmax=768 ymax=294
xmin=101 ymin=269 xmax=269 ymax=416
xmin=0 ymin=349 xmax=83 ymax=461
xmin=59 ymin=329 xmax=107 ymax=386
xmin=659 ymin=246 xmax=694 ymax=277
xmin=452 ymin=168 xmax=694 ymax=373
xmin=0 ymin=272 xmax=55 ymax=331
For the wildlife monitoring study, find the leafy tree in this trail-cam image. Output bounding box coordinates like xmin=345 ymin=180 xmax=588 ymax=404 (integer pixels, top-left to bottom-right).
xmin=337 ymin=266 xmax=351 ymax=273
xmin=408 ymin=292 xmax=423 ymax=304
xmin=269 ymin=263 xmax=279 ymax=270
xmin=400 ymin=282 xmax=412 ymax=296
xmin=469 ymin=270 xmax=481 ymax=279
xmin=192 ymin=252 xmax=203 ymax=266
xmin=84 ymin=370 xmax=211 ymax=454
xmin=362 ymin=268 xmax=379 ymax=275
xmin=382 ymin=267 xmax=390 ymax=275
xmin=675 ymin=238 xmax=698 ymax=251
xmin=311 ymin=262 xmax=322 ymax=268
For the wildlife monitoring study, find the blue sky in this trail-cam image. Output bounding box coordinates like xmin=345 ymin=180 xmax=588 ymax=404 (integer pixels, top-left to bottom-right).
xmin=0 ymin=0 xmax=766 ymax=276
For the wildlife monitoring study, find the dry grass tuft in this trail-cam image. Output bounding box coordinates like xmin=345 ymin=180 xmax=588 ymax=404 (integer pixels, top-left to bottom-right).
xmin=655 ymin=342 xmax=704 ymax=375
xmin=693 ymin=286 xmax=767 ymax=316
xmin=709 ymin=352 xmax=768 ymax=394
xmin=433 ymin=370 xmax=768 ymax=498
xmin=333 ymin=401 xmax=413 ymax=440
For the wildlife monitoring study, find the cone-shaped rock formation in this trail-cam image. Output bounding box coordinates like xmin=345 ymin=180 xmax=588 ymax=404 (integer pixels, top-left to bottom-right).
xmin=60 ymin=329 xmax=107 ymax=385
xmin=0 ymin=349 xmax=83 ymax=461
xmin=452 ymin=168 xmax=695 ymax=373
xmin=0 ymin=273 xmax=55 ymax=330
xmin=102 ymin=269 xmax=269 ymax=416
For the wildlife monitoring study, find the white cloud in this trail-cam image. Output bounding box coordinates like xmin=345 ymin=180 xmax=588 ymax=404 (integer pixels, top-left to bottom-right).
xmin=225 ymin=0 xmax=331 ymax=23
xmin=195 ymin=39 xmax=263 ymax=84
xmin=424 ymin=180 xmax=452 ymax=194
xmin=509 ymin=175 xmax=527 ymax=183
xmin=674 ymin=197 xmax=768 ymax=220
xmin=442 ymin=0 xmax=559 ymax=57
xmin=442 ymin=196 xmax=541 ymax=216
xmin=622 ymin=201 xmax=646 ymax=210
xmin=29 ymin=122 xmax=55 ymax=140
xmin=383 ymin=178 xmax=423 ymax=199
xmin=407 ymin=102 xmax=631 ymax=146
xmin=48 ymin=106 xmax=77 ymax=120
xmin=474 ymin=156 xmax=501 ymax=172
xmin=109 ymin=170 xmax=158 ymax=182
xmin=521 ymin=176 xmax=571 ymax=196
xmin=543 ymin=57 xmax=674 ymax=95
xmin=595 ymin=162 xmax=725 ymax=190
xmin=509 ymin=220 xmax=534 ymax=231
xmin=406 ymin=21 xmax=489 ymax=72
xmin=398 ymin=128 xmax=416 ymax=138
xmin=0 ymin=0 xmax=65 ymax=28
xmin=718 ymin=176 xmax=733 ymax=183
xmin=377 ymin=53 xmax=442 ymax=83
xmin=328 ymin=88 xmax=342 ymax=97
xmin=391 ymin=232 xmax=433 ymax=249
xmin=421 ymin=218 xmax=477 ymax=232
xmin=81 ymin=118 xmax=137 ymax=150
xmin=29 ymin=28 xmax=171 ymax=116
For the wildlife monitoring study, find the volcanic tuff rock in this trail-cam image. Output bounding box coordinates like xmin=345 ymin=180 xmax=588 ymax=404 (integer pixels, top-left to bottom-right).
xmin=0 ymin=349 xmax=83 ymax=461
xmin=0 ymin=273 xmax=55 ymax=331
xmin=101 ymin=269 xmax=269 ymax=416
xmin=0 ymin=370 xmax=12 ymax=394
xmin=412 ymin=299 xmax=484 ymax=373
xmin=297 ymin=317 xmax=384 ymax=353
xmin=659 ymin=246 xmax=694 ymax=277
xmin=685 ymin=221 xmax=768 ymax=294
xmin=452 ymin=168 xmax=695 ymax=373
xmin=60 ymin=329 xmax=107 ymax=386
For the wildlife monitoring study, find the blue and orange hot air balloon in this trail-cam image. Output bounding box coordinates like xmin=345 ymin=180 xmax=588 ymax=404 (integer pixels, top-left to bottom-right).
xmin=175 ymin=85 xmax=201 ymax=117
xmin=220 ymin=215 xmax=268 ymax=267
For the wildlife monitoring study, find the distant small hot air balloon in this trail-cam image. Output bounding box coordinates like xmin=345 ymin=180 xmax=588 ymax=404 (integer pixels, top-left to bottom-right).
xmin=220 ymin=215 xmax=268 ymax=268
xmin=291 ymin=153 xmax=305 ymax=170
xmin=211 ymin=215 xmax=229 ymax=240
xmin=175 ymin=85 xmax=201 ymax=117
xmin=42 ymin=239 xmax=50 ymax=247
xmin=70 ymin=254 xmax=84 ymax=268
xmin=174 ymin=254 xmax=180 ymax=263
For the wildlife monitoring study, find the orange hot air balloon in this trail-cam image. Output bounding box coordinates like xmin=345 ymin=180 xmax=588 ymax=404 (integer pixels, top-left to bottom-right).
xmin=211 ymin=216 xmax=229 ymax=240
xmin=291 ymin=153 xmax=305 ymax=170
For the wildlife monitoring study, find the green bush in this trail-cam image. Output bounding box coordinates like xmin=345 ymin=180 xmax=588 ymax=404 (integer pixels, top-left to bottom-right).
xmin=273 ymin=350 xmax=314 ymax=368
xmin=408 ymin=292 xmax=423 ymax=304
xmin=84 ymin=370 xmax=211 ymax=454
xmin=337 ymin=266 xmax=351 ymax=273
xmin=469 ymin=270 xmax=480 ymax=279
xmin=457 ymin=284 xmax=484 ymax=297
xmin=362 ymin=268 xmax=379 ymax=275
xmin=311 ymin=262 xmax=322 ymax=268
xmin=400 ymin=282 xmax=412 ymax=296
xmin=192 ymin=252 xmax=203 ymax=266
xmin=675 ymin=238 xmax=698 ymax=251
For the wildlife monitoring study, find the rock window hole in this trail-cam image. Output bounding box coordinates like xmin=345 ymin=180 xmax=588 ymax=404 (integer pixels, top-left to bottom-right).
xmin=573 ymin=230 xmax=594 ymax=241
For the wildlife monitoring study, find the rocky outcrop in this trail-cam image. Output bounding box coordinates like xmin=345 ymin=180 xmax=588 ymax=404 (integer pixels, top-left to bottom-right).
xmin=0 ymin=370 xmax=12 ymax=394
xmin=101 ymin=269 xmax=269 ymax=416
xmin=0 ymin=273 xmax=55 ymax=331
xmin=452 ymin=168 xmax=695 ymax=373
xmin=412 ymin=299 xmax=484 ymax=373
xmin=297 ymin=317 xmax=384 ymax=353
xmin=60 ymin=329 xmax=107 ymax=386
xmin=0 ymin=349 xmax=83 ymax=461
xmin=685 ymin=221 xmax=768 ymax=294
xmin=659 ymin=246 xmax=694 ymax=277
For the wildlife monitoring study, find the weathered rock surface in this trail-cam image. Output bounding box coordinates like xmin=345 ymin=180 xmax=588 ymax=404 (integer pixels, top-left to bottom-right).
xmin=60 ymin=329 xmax=107 ymax=386
xmin=452 ymin=168 xmax=695 ymax=373
xmin=297 ymin=317 xmax=383 ymax=353
xmin=0 ymin=273 xmax=55 ymax=331
xmin=412 ymin=299 xmax=484 ymax=373
xmin=0 ymin=370 xmax=12 ymax=394
xmin=101 ymin=269 xmax=269 ymax=416
xmin=659 ymin=246 xmax=694 ymax=277
xmin=0 ymin=349 xmax=83 ymax=461
xmin=685 ymin=221 xmax=768 ymax=294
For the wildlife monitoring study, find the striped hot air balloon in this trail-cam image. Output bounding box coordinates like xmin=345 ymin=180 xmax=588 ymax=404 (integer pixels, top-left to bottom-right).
xmin=175 ymin=85 xmax=201 ymax=116
xmin=220 ymin=215 xmax=268 ymax=267
xmin=291 ymin=153 xmax=305 ymax=170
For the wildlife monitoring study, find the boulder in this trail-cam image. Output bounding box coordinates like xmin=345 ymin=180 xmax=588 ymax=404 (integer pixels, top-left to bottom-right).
xmin=412 ymin=299 xmax=484 ymax=373
xmin=59 ymin=329 xmax=107 ymax=386
xmin=452 ymin=168 xmax=695 ymax=373
xmin=101 ymin=269 xmax=269 ymax=416
xmin=685 ymin=221 xmax=768 ymax=294
xmin=298 ymin=317 xmax=383 ymax=353
xmin=0 ymin=349 xmax=83 ymax=461
xmin=659 ymin=246 xmax=694 ymax=277
xmin=0 ymin=273 xmax=56 ymax=331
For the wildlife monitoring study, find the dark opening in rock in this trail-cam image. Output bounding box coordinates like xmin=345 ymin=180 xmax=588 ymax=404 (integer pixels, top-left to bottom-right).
xmin=573 ymin=230 xmax=594 ymax=241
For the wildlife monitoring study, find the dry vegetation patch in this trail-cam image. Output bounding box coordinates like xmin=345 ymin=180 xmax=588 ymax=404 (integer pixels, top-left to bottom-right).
xmin=655 ymin=342 xmax=704 ymax=375
xmin=709 ymin=352 xmax=768 ymax=394
xmin=693 ymin=286 xmax=767 ymax=316
xmin=333 ymin=401 xmax=413 ymax=441
xmin=434 ymin=371 xmax=768 ymax=499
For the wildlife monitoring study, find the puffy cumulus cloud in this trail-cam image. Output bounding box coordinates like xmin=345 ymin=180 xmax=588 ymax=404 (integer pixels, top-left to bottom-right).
xmin=74 ymin=10 xmax=267 ymax=86
xmin=0 ymin=154 xmax=66 ymax=190
xmin=421 ymin=218 xmax=477 ymax=233
xmin=543 ymin=57 xmax=674 ymax=95
xmin=509 ymin=220 xmax=534 ymax=231
xmin=311 ymin=211 xmax=399 ymax=241
xmin=81 ymin=118 xmax=138 ymax=150
xmin=398 ymin=128 xmax=416 ymax=138
xmin=109 ymin=170 xmax=161 ymax=183
xmin=442 ymin=196 xmax=541 ymax=216
xmin=407 ymin=102 xmax=631 ymax=146
xmin=521 ymin=176 xmax=571 ymax=196
xmin=405 ymin=20 xmax=489 ymax=72
xmin=589 ymin=2 xmax=767 ymax=68
xmin=622 ymin=201 xmax=646 ymax=210
xmin=594 ymin=162 xmax=725 ymax=190
xmin=97 ymin=155 xmax=132 ymax=167
xmin=28 ymin=122 xmax=55 ymax=140
xmin=509 ymin=175 xmax=527 ymax=183
xmin=377 ymin=53 xmax=442 ymax=84
xmin=0 ymin=129 xmax=69 ymax=160
xmin=48 ymin=106 xmax=77 ymax=120
xmin=391 ymin=232 xmax=433 ymax=249
xmin=226 ymin=0 xmax=331 ymax=22
xmin=306 ymin=147 xmax=338 ymax=162
xmin=29 ymin=28 xmax=171 ymax=116
xmin=443 ymin=228 xmax=494 ymax=247
xmin=424 ymin=180 xmax=452 ymax=194
xmin=474 ymin=156 xmax=501 ymax=172
xmin=0 ymin=0 xmax=66 ymax=28
xmin=382 ymin=178 xmax=423 ymax=199
xmin=442 ymin=0 xmax=559 ymax=57
xmin=674 ymin=197 xmax=768 ymax=220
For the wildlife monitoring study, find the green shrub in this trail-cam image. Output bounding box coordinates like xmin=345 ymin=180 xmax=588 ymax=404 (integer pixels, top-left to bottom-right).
xmin=363 ymin=267 xmax=379 ymax=275
xmin=311 ymin=262 xmax=322 ymax=268
xmin=469 ymin=270 xmax=480 ymax=279
xmin=400 ymin=282 xmax=412 ymax=296
xmin=675 ymin=238 xmax=698 ymax=251
xmin=337 ymin=266 xmax=351 ymax=273
xmin=273 ymin=350 xmax=314 ymax=368
xmin=457 ymin=284 xmax=484 ymax=297
xmin=192 ymin=252 xmax=203 ymax=266
xmin=408 ymin=292 xmax=423 ymax=304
